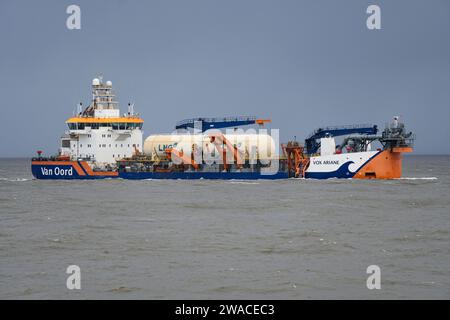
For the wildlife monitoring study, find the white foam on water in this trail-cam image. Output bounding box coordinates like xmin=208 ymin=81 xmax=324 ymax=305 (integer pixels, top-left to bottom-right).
xmin=0 ymin=177 xmax=31 ymax=182
xmin=396 ymin=177 xmax=438 ymax=180
xmin=228 ymin=181 xmax=260 ymax=185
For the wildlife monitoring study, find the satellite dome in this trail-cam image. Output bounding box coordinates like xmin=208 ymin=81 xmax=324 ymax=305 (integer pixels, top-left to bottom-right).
xmin=92 ymin=78 xmax=100 ymax=86
xmin=106 ymin=80 xmax=112 ymax=86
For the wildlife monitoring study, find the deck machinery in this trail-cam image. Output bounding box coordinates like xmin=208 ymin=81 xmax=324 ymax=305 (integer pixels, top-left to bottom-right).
xmin=283 ymin=117 xmax=414 ymax=179
xmin=175 ymin=116 xmax=271 ymax=132
xmin=117 ymin=116 xmax=276 ymax=176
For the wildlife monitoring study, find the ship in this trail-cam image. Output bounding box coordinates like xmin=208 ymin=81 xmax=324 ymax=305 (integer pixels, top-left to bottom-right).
xmin=31 ymin=77 xmax=415 ymax=180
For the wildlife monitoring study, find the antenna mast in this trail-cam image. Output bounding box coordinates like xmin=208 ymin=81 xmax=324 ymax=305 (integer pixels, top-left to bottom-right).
xmin=128 ymin=102 xmax=135 ymax=115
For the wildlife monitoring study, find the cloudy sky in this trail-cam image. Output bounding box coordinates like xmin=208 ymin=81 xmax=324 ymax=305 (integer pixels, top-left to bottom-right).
xmin=0 ymin=0 xmax=449 ymax=156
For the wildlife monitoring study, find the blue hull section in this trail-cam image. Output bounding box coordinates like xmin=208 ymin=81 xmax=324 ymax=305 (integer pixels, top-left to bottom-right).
xmin=31 ymin=163 xmax=288 ymax=180
xmin=119 ymin=171 xmax=289 ymax=180
xmin=304 ymin=161 xmax=356 ymax=179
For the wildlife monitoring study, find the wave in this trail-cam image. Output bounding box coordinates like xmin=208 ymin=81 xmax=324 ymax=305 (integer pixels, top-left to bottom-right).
xmin=396 ymin=177 xmax=438 ymax=180
xmin=107 ymin=286 xmax=141 ymax=293
xmin=228 ymin=181 xmax=260 ymax=185
xmin=0 ymin=177 xmax=31 ymax=182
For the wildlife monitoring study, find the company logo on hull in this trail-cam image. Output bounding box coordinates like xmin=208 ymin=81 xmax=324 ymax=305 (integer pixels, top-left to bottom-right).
xmin=306 ymin=161 xmax=356 ymax=179
xmin=40 ymin=166 xmax=74 ymax=176
xmin=312 ymin=160 xmax=339 ymax=165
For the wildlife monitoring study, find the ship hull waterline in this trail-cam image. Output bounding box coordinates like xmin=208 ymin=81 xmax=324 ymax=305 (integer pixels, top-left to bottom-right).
xmin=31 ymin=149 xmax=410 ymax=180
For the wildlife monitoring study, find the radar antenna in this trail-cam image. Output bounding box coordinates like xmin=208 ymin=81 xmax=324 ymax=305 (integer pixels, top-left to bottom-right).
xmin=128 ymin=102 xmax=135 ymax=115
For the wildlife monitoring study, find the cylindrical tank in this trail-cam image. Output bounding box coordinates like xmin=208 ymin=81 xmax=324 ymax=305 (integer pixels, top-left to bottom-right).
xmin=143 ymin=133 xmax=277 ymax=159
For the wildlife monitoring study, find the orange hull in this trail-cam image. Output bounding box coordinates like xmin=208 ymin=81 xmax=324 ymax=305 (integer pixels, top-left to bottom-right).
xmin=354 ymin=148 xmax=412 ymax=179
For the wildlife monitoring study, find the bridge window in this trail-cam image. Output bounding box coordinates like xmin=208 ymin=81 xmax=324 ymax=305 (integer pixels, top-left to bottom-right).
xmin=61 ymin=140 xmax=70 ymax=148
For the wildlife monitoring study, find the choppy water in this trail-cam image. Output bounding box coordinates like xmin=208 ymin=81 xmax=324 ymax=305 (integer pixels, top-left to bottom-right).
xmin=0 ymin=156 xmax=449 ymax=299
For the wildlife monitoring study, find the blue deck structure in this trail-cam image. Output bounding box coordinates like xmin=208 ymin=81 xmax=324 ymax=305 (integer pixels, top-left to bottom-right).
xmin=175 ymin=116 xmax=268 ymax=132
xmin=305 ymin=124 xmax=378 ymax=154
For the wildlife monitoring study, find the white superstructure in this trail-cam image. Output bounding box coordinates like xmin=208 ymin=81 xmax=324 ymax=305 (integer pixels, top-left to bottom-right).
xmin=59 ymin=77 xmax=144 ymax=165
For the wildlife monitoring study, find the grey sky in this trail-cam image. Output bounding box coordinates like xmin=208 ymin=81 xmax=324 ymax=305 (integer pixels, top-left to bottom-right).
xmin=1 ymin=0 xmax=449 ymax=156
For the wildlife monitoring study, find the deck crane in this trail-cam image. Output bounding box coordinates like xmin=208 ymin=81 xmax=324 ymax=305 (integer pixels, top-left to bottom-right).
xmin=304 ymin=124 xmax=378 ymax=155
xmin=175 ymin=116 xmax=271 ymax=132
xmin=173 ymin=116 xmax=271 ymax=172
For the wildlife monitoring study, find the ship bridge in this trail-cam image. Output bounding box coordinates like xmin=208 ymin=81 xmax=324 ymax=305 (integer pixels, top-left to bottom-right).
xmin=60 ymin=76 xmax=144 ymax=164
xmin=66 ymin=116 xmax=143 ymax=130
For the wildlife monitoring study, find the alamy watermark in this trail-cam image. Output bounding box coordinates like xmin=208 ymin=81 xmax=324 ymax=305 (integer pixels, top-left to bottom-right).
xmin=66 ymin=4 xmax=381 ymax=31
xmin=66 ymin=265 xmax=81 ymax=290
xmin=163 ymin=127 xmax=280 ymax=175
xmin=366 ymin=5 xmax=381 ymax=30
xmin=366 ymin=265 xmax=381 ymax=290
xmin=66 ymin=5 xmax=81 ymax=30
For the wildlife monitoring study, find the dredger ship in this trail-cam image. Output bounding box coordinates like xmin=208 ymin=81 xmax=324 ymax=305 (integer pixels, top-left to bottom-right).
xmin=31 ymin=77 xmax=414 ymax=180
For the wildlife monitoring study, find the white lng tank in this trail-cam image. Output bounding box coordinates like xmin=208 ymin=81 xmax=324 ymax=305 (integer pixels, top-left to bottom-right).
xmin=143 ymin=134 xmax=277 ymax=160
